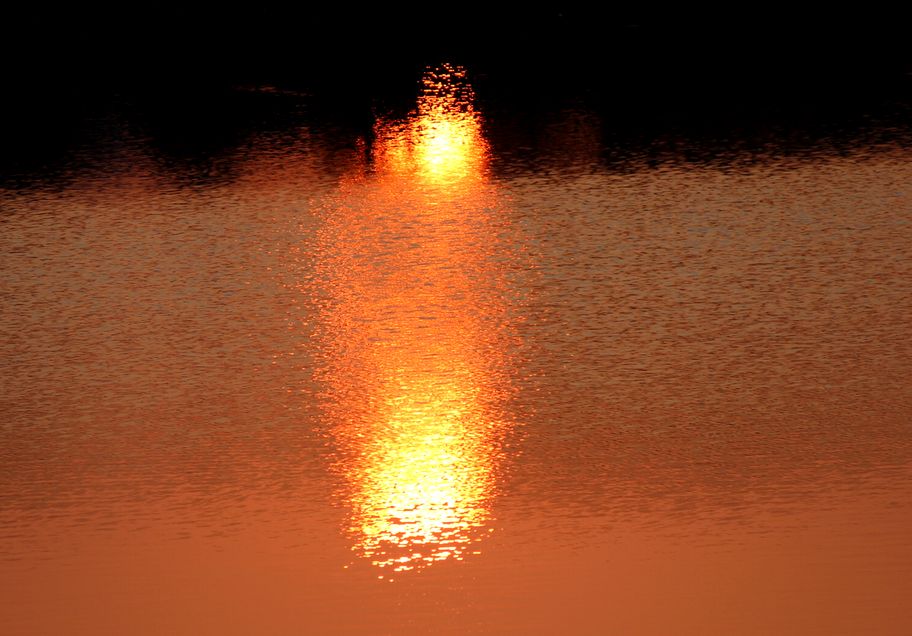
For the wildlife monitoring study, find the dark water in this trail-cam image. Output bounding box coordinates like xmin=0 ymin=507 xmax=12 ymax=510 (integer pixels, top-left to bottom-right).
xmin=2 ymin=65 xmax=911 ymax=635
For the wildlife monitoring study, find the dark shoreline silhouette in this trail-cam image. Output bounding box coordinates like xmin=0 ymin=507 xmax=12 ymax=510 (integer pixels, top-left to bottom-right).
xmin=2 ymin=7 xmax=910 ymax=187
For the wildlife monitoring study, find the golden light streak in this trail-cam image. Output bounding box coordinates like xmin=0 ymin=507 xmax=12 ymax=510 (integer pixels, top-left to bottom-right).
xmin=375 ymin=64 xmax=487 ymax=189
xmin=312 ymin=64 xmax=516 ymax=573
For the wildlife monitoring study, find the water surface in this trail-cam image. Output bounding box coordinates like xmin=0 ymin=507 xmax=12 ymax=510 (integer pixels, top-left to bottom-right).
xmin=2 ymin=65 xmax=911 ymax=635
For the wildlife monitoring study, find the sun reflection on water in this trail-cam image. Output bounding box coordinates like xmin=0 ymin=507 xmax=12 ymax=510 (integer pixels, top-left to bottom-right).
xmin=312 ymin=64 xmax=519 ymax=573
xmin=375 ymin=65 xmax=487 ymax=189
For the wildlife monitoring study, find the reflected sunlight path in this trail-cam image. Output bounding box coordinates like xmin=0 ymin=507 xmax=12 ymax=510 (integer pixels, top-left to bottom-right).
xmin=311 ymin=64 xmax=522 ymax=573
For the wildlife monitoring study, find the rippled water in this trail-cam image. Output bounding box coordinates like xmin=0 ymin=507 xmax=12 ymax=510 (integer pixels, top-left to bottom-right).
xmin=2 ymin=65 xmax=911 ymax=635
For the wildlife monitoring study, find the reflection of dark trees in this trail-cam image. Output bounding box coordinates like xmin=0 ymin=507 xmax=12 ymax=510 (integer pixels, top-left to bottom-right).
xmin=127 ymin=88 xmax=279 ymax=187
xmin=0 ymin=87 xmax=374 ymax=190
xmin=3 ymin=76 xmax=910 ymax=192
xmin=2 ymin=4 xmax=910 ymax=187
xmin=483 ymin=96 xmax=912 ymax=176
xmin=0 ymin=93 xmax=86 ymax=190
xmin=7 ymin=81 xmax=910 ymax=193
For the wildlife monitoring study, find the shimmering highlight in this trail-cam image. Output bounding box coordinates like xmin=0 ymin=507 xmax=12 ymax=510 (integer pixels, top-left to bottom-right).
xmin=311 ymin=64 xmax=516 ymax=572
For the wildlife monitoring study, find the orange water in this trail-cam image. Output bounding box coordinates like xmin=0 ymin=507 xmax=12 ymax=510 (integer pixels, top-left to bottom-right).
xmin=1 ymin=66 xmax=911 ymax=635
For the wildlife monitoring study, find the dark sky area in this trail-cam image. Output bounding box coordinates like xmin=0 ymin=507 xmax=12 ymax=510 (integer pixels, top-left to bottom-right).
xmin=3 ymin=6 xmax=909 ymax=92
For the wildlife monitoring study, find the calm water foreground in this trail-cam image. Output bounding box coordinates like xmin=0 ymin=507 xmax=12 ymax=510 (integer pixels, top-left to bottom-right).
xmin=2 ymin=66 xmax=911 ymax=634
